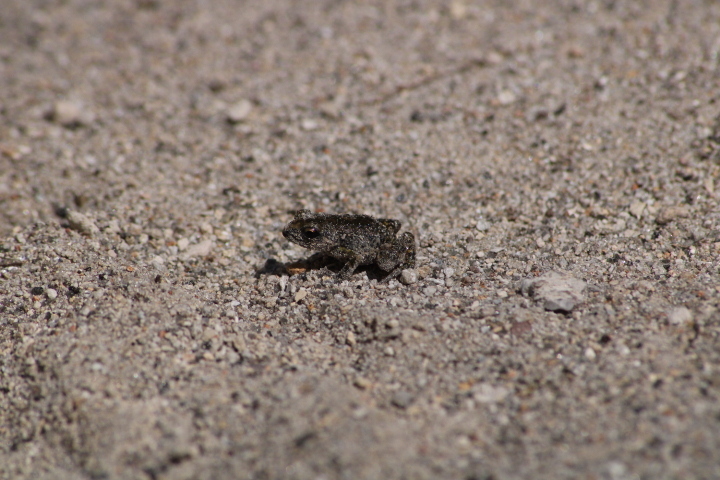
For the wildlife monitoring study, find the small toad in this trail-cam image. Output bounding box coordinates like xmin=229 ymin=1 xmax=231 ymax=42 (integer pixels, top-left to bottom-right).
xmin=282 ymin=209 xmax=416 ymax=282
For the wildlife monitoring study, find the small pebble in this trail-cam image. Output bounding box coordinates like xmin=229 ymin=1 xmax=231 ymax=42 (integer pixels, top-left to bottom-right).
xmin=520 ymin=271 xmax=587 ymax=313
xmin=472 ymin=383 xmax=509 ymax=403
xmin=346 ymin=330 xmax=357 ymax=347
xmin=617 ymin=344 xmax=631 ymax=356
xmin=423 ymin=286 xmax=437 ymax=296
xmin=606 ymin=461 xmax=628 ymax=479
xmin=497 ymin=90 xmax=516 ymax=105
xmin=656 ymin=205 xmax=689 ymax=225
xmin=66 ymin=211 xmax=100 ymax=237
xmin=126 ymin=223 xmax=142 ymax=236
xmin=391 ymin=391 xmax=414 ymax=409
xmin=629 ymin=201 xmax=646 ymax=219
xmin=181 ymin=239 xmax=213 ymax=259
xmin=202 ymin=327 xmax=218 ymax=342
xmin=227 ymin=99 xmax=253 ymax=122
xmin=400 ymin=269 xmax=418 ymax=285
xmin=475 ymin=219 xmax=491 ymax=231
xmin=301 ymin=118 xmax=318 ymax=131
xmin=479 ymin=305 xmax=496 ymax=318
xmin=90 ymin=362 xmax=105 ymax=372
xmin=585 ymin=347 xmax=597 ymax=361
xmin=294 ymin=289 xmax=308 ymax=302
xmin=353 ymin=376 xmax=372 ymax=389
xmin=449 ymin=0 xmax=467 ymax=19
xmin=51 ymin=100 xmax=93 ymax=126
xmin=668 ymin=307 xmax=692 ymax=325
xmin=46 ymin=288 xmax=58 ymax=300
xmin=509 ymin=321 xmax=532 ymax=336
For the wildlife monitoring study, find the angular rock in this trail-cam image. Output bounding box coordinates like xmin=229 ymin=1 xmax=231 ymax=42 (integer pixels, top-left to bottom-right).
xmin=668 ymin=307 xmax=693 ymax=325
xmin=49 ymin=100 xmax=95 ymax=127
xmin=656 ymin=205 xmax=689 ymax=225
xmin=180 ymin=239 xmax=213 ymax=259
xmin=519 ymin=271 xmax=587 ymax=313
xmin=66 ymin=210 xmax=100 ymax=237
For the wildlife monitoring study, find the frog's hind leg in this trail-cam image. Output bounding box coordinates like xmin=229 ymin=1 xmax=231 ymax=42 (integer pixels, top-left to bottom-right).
xmin=378 ymin=219 xmax=402 ymax=235
xmin=378 ymin=232 xmax=416 ymax=283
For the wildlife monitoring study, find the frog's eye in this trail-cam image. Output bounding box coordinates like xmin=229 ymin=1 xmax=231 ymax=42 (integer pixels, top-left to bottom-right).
xmin=302 ymin=227 xmax=320 ymax=239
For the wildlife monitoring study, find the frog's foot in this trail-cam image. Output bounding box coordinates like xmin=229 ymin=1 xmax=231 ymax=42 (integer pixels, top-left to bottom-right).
xmin=379 ymin=267 xmax=404 ymax=283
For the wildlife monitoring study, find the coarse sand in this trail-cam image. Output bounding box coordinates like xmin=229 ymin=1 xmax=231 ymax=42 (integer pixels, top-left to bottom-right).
xmin=2 ymin=1 xmax=720 ymax=478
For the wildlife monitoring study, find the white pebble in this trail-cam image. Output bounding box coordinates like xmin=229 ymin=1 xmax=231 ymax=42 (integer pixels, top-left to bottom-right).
xmin=301 ymin=118 xmax=318 ymax=131
xmin=294 ymin=289 xmax=308 ymax=302
xmin=497 ymin=89 xmax=516 ymax=105
xmin=668 ymin=307 xmax=692 ymax=325
xmin=66 ymin=211 xmax=99 ymax=237
xmin=52 ymin=100 xmax=93 ymax=126
xmin=629 ymin=201 xmax=645 ymax=219
xmin=227 ymin=99 xmax=252 ymax=122
xmin=475 ymin=219 xmax=491 ymax=231
xmin=400 ymin=269 xmax=418 ymax=285
xmin=181 ymin=239 xmax=213 ymax=259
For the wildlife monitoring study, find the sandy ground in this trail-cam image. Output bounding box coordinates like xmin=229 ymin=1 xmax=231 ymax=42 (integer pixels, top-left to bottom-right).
xmin=2 ymin=0 xmax=720 ymax=478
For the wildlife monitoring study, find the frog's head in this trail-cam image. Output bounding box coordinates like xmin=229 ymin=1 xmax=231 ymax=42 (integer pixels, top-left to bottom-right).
xmin=282 ymin=210 xmax=335 ymax=250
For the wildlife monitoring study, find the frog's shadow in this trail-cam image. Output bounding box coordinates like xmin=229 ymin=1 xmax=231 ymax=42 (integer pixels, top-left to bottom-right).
xmin=256 ymin=253 xmax=386 ymax=281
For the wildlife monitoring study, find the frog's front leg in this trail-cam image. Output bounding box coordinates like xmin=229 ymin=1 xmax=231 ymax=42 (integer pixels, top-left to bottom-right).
xmin=327 ymin=245 xmax=362 ymax=280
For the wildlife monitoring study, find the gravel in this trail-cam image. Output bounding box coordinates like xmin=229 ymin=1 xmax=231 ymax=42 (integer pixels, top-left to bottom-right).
xmin=2 ymin=1 xmax=720 ymax=479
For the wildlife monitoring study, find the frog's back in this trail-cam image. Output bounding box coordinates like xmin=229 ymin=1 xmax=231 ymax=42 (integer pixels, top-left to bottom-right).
xmin=332 ymin=214 xmax=393 ymax=249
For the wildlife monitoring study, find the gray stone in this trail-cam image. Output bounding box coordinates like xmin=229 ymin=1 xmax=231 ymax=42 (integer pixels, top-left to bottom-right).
xmin=227 ymin=99 xmax=253 ymax=122
xmin=66 ymin=211 xmax=100 ymax=237
xmin=668 ymin=307 xmax=693 ymax=325
xmin=520 ymin=271 xmax=587 ymax=313
xmin=656 ymin=206 xmax=690 ymax=225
